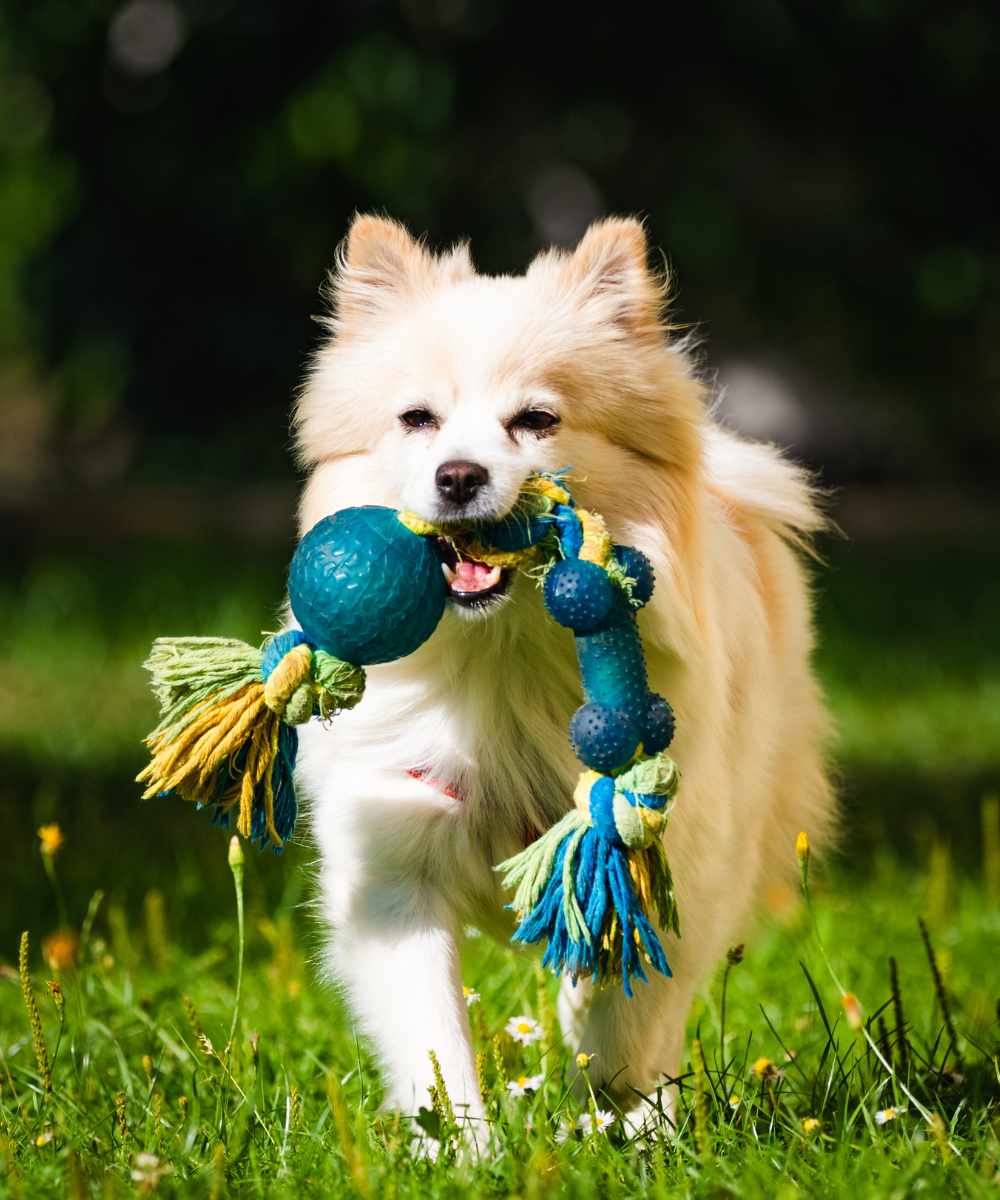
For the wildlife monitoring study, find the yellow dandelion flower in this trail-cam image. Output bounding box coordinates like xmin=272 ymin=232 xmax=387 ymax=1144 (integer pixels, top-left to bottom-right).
xmin=752 ymin=1056 xmax=773 ymax=1078
xmin=575 ymin=1052 xmax=593 ymax=1070
xmin=795 ymin=830 xmax=809 ymax=865
xmin=802 ymin=1116 xmax=821 ymax=1134
xmin=37 ymin=825 xmax=64 ymax=857
xmin=42 ymin=929 xmax=79 ymax=972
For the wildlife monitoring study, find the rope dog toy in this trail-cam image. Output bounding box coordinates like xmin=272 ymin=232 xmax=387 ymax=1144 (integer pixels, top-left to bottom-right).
xmin=137 ymin=472 xmax=681 ymax=993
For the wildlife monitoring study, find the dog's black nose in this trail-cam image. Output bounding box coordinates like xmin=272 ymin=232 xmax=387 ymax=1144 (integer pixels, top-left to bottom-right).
xmin=435 ymin=460 xmax=489 ymax=506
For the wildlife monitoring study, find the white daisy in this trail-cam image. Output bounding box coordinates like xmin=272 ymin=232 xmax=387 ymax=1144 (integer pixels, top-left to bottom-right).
xmin=505 ymin=1015 xmax=541 ymax=1045
xmin=578 ymin=1109 xmax=616 ymax=1134
xmin=131 ymin=1152 xmax=172 ymax=1189
xmin=506 ymin=1073 xmax=544 ymax=1097
xmin=463 ymin=986 xmax=480 ymax=1006
xmin=875 ymin=1105 xmax=906 ymax=1126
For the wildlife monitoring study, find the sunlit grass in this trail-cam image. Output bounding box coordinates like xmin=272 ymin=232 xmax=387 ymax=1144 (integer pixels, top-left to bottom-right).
xmin=2 ymin=823 xmax=998 ymax=1197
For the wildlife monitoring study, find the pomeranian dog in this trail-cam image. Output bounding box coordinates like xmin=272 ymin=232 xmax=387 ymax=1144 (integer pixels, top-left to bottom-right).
xmin=293 ymin=213 xmax=834 ymax=1139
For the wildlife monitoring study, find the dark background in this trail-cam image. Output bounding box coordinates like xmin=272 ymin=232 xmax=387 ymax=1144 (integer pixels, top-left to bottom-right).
xmin=2 ymin=1 xmax=998 ymax=950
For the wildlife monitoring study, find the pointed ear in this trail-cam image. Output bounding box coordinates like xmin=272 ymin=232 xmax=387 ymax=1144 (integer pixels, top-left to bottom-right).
xmin=535 ymin=216 xmax=667 ymax=342
xmin=328 ymin=214 xmax=425 ymax=327
xmin=327 ymin=214 xmax=474 ymax=332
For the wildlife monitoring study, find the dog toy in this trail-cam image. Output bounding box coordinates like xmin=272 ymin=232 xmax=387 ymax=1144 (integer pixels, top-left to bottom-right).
xmin=137 ymin=473 xmax=680 ymax=993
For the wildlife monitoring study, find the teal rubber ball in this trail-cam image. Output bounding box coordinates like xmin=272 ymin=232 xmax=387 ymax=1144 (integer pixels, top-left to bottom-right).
xmin=288 ymin=506 xmax=447 ymax=665
xmin=543 ymin=558 xmax=615 ymax=633
xmin=569 ymin=702 xmax=639 ymax=773
xmin=613 ymin=544 xmax=655 ymax=607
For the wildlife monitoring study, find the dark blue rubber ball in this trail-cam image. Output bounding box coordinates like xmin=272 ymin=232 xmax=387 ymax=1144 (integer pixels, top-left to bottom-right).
xmin=641 ymin=693 xmax=676 ymax=754
xmin=569 ymin=702 xmax=639 ymax=773
xmin=544 ymin=558 xmax=615 ymax=633
xmin=288 ymin=506 xmax=446 ymax=666
xmin=613 ymin=544 xmax=655 ymax=606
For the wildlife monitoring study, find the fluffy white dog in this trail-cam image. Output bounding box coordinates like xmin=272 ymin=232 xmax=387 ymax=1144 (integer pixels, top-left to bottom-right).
xmin=293 ymin=213 xmax=834 ymax=1138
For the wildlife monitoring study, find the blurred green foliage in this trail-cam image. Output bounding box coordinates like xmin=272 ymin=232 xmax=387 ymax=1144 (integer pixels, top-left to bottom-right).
xmin=1 ymin=1 xmax=998 ymax=493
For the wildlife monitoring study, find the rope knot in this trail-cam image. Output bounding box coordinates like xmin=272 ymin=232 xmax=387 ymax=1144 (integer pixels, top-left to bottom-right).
xmin=571 ymin=754 xmax=681 ymax=849
xmin=262 ymin=632 xmax=315 ymax=724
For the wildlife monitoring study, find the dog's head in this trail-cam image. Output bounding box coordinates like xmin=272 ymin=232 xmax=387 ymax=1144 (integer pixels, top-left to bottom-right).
xmin=296 ymin=214 xmax=703 ymax=613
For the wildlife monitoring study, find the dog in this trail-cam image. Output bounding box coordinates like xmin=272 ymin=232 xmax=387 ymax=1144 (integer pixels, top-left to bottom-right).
xmin=292 ymin=213 xmax=835 ymax=1139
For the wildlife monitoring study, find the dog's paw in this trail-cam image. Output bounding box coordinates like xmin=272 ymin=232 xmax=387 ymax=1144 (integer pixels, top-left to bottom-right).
xmin=409 ymin=1107 xmax=490 ymax=1162
xmin=619 ymin=1089 xmax=677 ymax=1140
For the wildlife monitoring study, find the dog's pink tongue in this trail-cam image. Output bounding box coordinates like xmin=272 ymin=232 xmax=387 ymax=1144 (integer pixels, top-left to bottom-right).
xmin=452 ymin=559 xmax=493 ymax=592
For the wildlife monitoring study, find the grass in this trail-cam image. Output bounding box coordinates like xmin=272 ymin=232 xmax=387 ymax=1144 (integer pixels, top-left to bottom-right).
xmin=2 ymin=830 xmax=998 ymax=1197
xmin=1 ymin=532 xmax=998 ymax=1195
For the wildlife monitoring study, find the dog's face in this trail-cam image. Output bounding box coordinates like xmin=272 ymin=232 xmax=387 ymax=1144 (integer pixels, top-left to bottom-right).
xmin=296 ymin=215 xmax=703 ymax=614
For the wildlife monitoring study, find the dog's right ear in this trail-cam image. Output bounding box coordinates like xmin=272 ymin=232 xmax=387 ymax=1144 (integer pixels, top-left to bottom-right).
xmin=326 ymin=214 xmax=474 ymax=332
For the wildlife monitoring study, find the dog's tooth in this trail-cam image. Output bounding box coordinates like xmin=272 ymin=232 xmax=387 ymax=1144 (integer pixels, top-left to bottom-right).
xmin=484 ymin=566 xmax=501 ymax=588
xmin=441 ymin=562 xmax=456 ymax=584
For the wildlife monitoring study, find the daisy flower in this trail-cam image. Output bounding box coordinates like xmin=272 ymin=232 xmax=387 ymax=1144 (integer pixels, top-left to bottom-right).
xmin=578 ymin=1109 xmax=616 ymax=1135
xmin=131 ymin=1152 xmax=172 ymax=1192
xmin=507 ymin=1073 xmax=543 ymax=1097
xmin=505 ymin=1015 xmax=541 ymax=1045
xmin=875 ymin=1105 xmax=906 ymax=1126
xmin=463 ymin=986 xmax=480 ymax=1006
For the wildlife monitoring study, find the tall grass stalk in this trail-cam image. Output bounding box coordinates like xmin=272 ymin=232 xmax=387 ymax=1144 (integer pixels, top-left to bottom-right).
xmin=227 ymin=835 xmax=246 ymax=1057
xmin=917 ymin=916 xmax=959 ymax=1064
xmin=18 ymin=932 xmax=52 ymax=1095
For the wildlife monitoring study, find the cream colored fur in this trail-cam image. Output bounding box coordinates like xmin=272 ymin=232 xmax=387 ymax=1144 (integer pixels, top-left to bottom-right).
xmin=292 ymin=213 xmax=835 ymax=1142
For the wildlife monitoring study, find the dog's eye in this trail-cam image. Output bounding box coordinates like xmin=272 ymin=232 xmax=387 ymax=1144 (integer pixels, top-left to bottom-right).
xmin=507 ymin=409 xmax=560 ymax=436
xmin=399 ymin=408 xmax=439 ymax=431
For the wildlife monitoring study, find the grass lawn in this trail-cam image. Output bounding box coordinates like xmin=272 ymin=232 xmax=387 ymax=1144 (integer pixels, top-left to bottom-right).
xmin=1 ymin=533 xmax=998 ymax=1196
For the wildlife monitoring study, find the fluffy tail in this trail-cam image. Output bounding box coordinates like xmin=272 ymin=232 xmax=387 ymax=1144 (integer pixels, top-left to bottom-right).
xmin=703 ymin=425 xmax=831 ymax=550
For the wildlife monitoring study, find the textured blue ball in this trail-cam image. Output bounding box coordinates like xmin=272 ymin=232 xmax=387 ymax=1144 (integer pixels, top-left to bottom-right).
xmin=544 ymin=558 xmax=615 ymax=633
xmin=613 ymin=544 xmax=655 ymax=607
xmin=641 ymin=692 xmax=676 ymax=754
xmin=288 ymin=506 xmax=446 ymax=665
xmin=569 ymin=702 xmax=639 ymax=773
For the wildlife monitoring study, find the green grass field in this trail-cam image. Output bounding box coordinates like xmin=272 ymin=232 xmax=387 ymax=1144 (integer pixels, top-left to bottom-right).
xmin=1 ymin=534 xmax=998 ymax=1197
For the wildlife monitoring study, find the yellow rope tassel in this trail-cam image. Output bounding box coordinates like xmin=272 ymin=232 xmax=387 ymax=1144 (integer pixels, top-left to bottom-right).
xmin=137 ymin=684 xmax=265 ymax=801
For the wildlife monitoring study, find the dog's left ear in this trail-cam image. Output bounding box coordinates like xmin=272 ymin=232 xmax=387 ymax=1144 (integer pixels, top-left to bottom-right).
xmin=327 ymin=213 xmax=475 ymax=333
xmin=533 ymin=216 xmax=667 ymax=343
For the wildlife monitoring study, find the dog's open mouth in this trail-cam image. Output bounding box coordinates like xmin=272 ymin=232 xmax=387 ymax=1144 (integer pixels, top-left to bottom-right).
xmin=437 ymin=538 xmax=511 ymax=608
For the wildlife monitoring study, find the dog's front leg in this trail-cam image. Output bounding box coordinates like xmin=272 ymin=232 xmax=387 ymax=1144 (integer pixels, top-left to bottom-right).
xmin=328 ymin=879 xmax=484 ymax=1143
